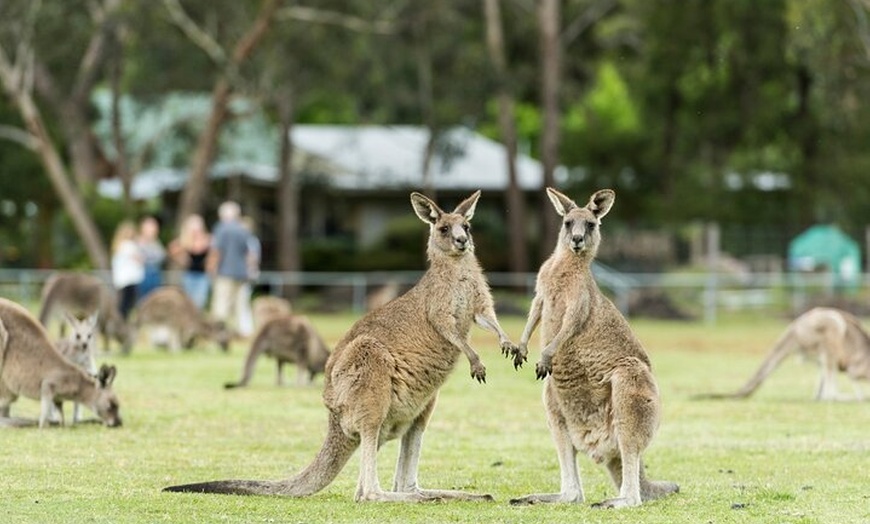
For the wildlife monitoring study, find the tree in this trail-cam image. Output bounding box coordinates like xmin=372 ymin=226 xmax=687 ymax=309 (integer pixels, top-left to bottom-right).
xmin=166 ymin=0 xmax=282 ymax=229
xmin=483 ymin=0 xmax=529 ymax=273
xmin=538 ymin=0 xmax=562 ymax=255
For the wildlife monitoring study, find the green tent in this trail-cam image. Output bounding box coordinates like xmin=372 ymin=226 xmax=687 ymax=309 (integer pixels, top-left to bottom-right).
xmin=788 ymin=224 xmax=862 ymax=288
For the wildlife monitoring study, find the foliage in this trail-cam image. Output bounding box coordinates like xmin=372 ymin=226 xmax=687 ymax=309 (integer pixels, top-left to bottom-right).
xmin=3 ymin=312 xmax=869 ymax=523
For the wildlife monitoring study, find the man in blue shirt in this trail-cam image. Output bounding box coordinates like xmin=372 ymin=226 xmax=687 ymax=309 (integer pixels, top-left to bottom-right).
xmin=207 ymin=201 xmax=254 ymax=342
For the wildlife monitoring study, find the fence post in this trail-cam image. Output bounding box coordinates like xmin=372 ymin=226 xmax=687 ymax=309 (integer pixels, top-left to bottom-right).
xmin=352 ymin=274 xmax=367 ymax=313
xmin=704 ymin=222 xmax=720 ymax=324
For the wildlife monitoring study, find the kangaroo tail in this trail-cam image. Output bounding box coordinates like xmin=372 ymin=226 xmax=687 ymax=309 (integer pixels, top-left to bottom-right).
xmin=697 ymin=326 xmax=797 ymax=400
xmin=224 ymin=327 xmax=271 ymax=389
xmin=163 ymin=412 xmax=357 ymax=496
xmin=38 ymin=278 xmax=58 ymax=326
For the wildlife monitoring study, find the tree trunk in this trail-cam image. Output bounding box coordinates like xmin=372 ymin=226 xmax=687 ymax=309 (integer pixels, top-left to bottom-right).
xmin=276 ymin=91 xmax=301 ymax=276
xmin=538 ymin=0 xmax=562 ymax=259
xmin=4 ymin=79 xmax=109 ymax=269
xmin=175 ymin=0 xmax=281 ymax=227
xmin=484 ymin=0 xmax=528 ymax=274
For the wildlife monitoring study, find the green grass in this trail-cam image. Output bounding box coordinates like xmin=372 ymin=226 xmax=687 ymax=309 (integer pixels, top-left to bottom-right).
xmin=4 ymin=312 xmax=869 ymax=523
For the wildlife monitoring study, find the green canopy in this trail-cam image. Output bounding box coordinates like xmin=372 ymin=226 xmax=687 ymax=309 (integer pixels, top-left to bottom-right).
xmin=788 ymin=224 xmax=862 ymax=288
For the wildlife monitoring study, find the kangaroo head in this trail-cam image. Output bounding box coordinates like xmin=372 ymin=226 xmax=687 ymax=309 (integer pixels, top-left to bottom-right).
xmin=206 ymin=320 xmax=234 ymax=352
xmin=547 ymin=188 xmax=615 ymax=257
xmin=64 ymin=311 xmax=98 ymax=355
xmin=91 ymin=364 xmax=122 ymax=428
xmin=411 ymin=190 xmax=480 ymax=258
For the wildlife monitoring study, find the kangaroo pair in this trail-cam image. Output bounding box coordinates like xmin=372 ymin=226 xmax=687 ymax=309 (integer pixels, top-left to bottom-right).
xmin=164 ymin=189 xmax=678 ymax=508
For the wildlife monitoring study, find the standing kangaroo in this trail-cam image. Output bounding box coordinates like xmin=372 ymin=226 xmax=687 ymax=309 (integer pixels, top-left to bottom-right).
xmin=508 ymin=188 xmax=678 ymax=509
xmin=0 ymin=298 xmax=122 ymax=428
xmin=165 ymin=190 xmax=519 ymax=501
xmin=55 ymin=312 xmax=99 ymax=423
xmin=699 ymin=307 xmax=870 ymax=401
xmin=39 ymin=272 xmax=131 ymax=354
xmin=225 ymin=314 xmax=330 ymax=389
xmin=135 ymin=286 xmax=233 ymax=352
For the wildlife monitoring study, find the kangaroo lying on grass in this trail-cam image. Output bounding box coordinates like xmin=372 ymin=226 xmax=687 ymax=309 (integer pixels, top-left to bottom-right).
xmin=699 ymin=307 xmax=870 ymax=401
xmin=165 ymin=190 xmax=519 ymax=501
xmin=507 ymin=188 xmax=678 ymax=509
xmin=55 ymin=312 xmax=99 ymax=423
xmin=0 ymin=298 xmax=122 ymax=428
xmin=135 ymin=286 xmax=233 ymax=352
xmin=39 ymin=272 xmax=131 ymax=354
xmin=225 ymin=314 xmax=330 ymax=389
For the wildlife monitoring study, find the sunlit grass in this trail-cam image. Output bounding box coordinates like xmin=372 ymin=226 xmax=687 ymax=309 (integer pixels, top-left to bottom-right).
xmin=4 ymin=311 xmax=869 ymax=523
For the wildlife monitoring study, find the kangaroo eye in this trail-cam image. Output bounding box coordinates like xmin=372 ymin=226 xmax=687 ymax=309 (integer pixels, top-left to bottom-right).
xmin=462 ymin=223 xmax=470 ymax=232
xmin=564 ymin=220 xmax=574 ymax=229
xmin=587 ymin=222 xmax=597 ymax=231
xmin=438 ymin=225 xmax=449 ymax=234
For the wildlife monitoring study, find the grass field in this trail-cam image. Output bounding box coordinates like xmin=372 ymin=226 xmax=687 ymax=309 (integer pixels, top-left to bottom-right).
xmin=3 ymin=311 xmax=869 ymax=523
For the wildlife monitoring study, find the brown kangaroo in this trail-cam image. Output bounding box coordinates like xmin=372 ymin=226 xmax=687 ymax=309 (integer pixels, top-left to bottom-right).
xmin=164 ymin=190 xmax=519 ymax=501
xmin=135 ymin=286 xmax=233 ymax=352
xmin=508 ymin=188 xmax=678 ymax=508
xmin=224 ymin=314 xmax=330 ymax=389
xmin=699 ymin=307 xmax=870 ymax=401
xmin=39 ymin=272 xmax=131 ymax=354
xmin=0 ymin=298 xmax=122 ymax=428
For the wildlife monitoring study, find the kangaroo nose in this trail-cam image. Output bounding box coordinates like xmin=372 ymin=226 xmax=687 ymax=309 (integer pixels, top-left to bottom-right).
xmin=572 ymin=235 xmax=584 ymax=245
xmin=456 ymin=236 xmax=467 ymax=245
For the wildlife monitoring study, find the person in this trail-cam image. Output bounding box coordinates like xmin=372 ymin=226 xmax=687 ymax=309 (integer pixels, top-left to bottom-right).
xmin=236 ymin=216 xmax=261 ymax=338
xmin=111 ymin=220 xmax=144 ymax=320
xmin=168 ymin=214 xmax=212 ymax=310
xmin=137 ymin=215 xmax=166 ymax=299
xmin=208 ymin=201 xmax=254 ymax=338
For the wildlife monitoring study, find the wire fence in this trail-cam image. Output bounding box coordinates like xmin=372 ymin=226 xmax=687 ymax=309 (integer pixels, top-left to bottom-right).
xmin=0 ymin=267 xmax=863 ymax=323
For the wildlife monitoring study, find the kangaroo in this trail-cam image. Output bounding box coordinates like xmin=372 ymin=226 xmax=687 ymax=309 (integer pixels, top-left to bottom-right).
xmin=251 ymin=295 xmax=293 ymax=331
xmin=135 ymin=286 xmax=233 ymax=352
xmin=699 ymin=307 xmax=870 ymax=401
xmin=0 ymin=298 xmax=122 ymax=428
xmin=224 ymin=314 xmax=330 ymax=389
xmin=164 ymin=190 xmax=519 ymax=501
xmin=55 ymin=312 xmax=99 ymax=424
xmin=507 ymin=188 xmax=678 ymax=509
xmin=39 ymin=272 xmax=132 ymax=354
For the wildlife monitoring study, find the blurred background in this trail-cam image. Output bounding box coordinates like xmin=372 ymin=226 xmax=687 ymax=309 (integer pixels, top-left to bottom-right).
xmin=2 ymin=0 xmax=870 ymax=321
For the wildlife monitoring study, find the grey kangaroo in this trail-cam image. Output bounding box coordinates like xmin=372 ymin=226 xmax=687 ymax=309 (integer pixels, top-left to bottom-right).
xmin=508 ymin=188 xmax=678 ymax=508
xmin=165 ymin=190 xmax=519 ymax=501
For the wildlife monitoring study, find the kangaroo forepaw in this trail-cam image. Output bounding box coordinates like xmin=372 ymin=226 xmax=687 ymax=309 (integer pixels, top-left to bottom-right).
xmin=470 ymin=362 xmax=486 ymax=383
xmin=502 ymin=341 xmax=527 ymax=370
xmin=535 ymin=358 xmax=552 ymax=380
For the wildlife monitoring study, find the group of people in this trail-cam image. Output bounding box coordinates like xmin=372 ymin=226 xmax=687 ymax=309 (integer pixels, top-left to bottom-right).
xmin=110 ymin=201 xmax=261 ymax=338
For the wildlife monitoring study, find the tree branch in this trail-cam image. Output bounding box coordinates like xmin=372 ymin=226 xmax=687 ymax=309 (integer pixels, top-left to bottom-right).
xmin=0 ymin=125 xmax=38 ymax=150
xmin=277 ymin=5 xmax=396 ymax=34
xmin=71 ymin=0 xmax=122 ymax=102
xmin=162 ymin=0 xmax=227 ymax=65
xmin=561 ymin=0 xmax=618 ymax=46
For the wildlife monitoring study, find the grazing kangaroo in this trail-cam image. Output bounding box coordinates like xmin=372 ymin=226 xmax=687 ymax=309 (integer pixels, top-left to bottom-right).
xmin=39 ymin=272 xmax=131 ymax=354
xmin=700 ymin=307 xmax=870 ymax=401
xmin=55 ymin=312 xmax=99 ymax=424
xmin=224 ymin=314 xmax=330 ymax=389
xmin=508 ymin=188 xmax=678 ymax=509
xmin=165 ymin=190 xmax=519 ymax=501
xmin=135 ymin=286 xmax=233 ymax=352
xmin=0 ymin=298 xmax=122 ymax=428
xmin=251 ymin=295 xmax=293 ymax=331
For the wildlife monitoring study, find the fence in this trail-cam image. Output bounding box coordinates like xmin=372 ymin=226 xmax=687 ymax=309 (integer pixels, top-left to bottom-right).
xmin=0 ymin=267 xmax=862 ymax=323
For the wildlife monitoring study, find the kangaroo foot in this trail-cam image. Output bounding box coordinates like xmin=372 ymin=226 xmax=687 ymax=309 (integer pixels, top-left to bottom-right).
xmin=415 ymin=488 xmax=494 ymax=502
xmin=591 ymin=496 xmax=641 ymax=509
xmin=509 ymin=492 xmax=583 ymax=505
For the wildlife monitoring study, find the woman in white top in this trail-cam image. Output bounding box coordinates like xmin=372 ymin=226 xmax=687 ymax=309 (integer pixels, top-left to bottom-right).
xmin=111 ymin=220 xmax=144 ymax=319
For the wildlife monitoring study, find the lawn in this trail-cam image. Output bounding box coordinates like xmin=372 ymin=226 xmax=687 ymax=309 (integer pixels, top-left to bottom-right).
xmin=3 ymin=311 xmax=868 ymax=524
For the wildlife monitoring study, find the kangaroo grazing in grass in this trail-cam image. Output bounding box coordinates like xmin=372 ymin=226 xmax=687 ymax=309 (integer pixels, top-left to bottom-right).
xmin=700 ymin=307 xmax=870 ymax=401
xmin=0 ymin=298 xmax=122 ymax=428
xmin=225 ymin=314 xmax=330 ymax=389
xmin=165 ymin=190 xmax=519 ymax=501
xmin=135 ymin=286 xmax=233 ymax=352
xmin=39 ymin=272 xmax=131 ymax=354
xmin=55 ymin=312 xmax=99 ymax=424
xmin=507 ymin=188 xmax=678 ymax=509
xmin=251 ymin=295 xmax=293 ymax=331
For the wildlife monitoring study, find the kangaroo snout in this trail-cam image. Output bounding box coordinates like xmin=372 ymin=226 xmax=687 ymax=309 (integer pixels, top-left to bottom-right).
xmin=570 ymin=235 xmax=585 ymax=251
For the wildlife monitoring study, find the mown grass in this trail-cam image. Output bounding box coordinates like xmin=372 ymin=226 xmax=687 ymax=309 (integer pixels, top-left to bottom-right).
xmin=3 ymin=311 xmax=869 ymax=523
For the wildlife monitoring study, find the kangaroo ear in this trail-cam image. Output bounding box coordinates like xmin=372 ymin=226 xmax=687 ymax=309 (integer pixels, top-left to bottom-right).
xmin=410 ymin=192 xmax=443 ymax=225
xmin=63 ymin=311 xmax=77 ymax=326
xmin=98 ymin=364 xmax=117 ymax=388
xmin=88 ymin=312 xmax=99 ymax=327
xmin=453 ymin=190 xmax=481 ymax=221
xmin=587 ymin=189 xmax=615 ymax=219
xmin=546 ymin=187 xmax=577 ymax=216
